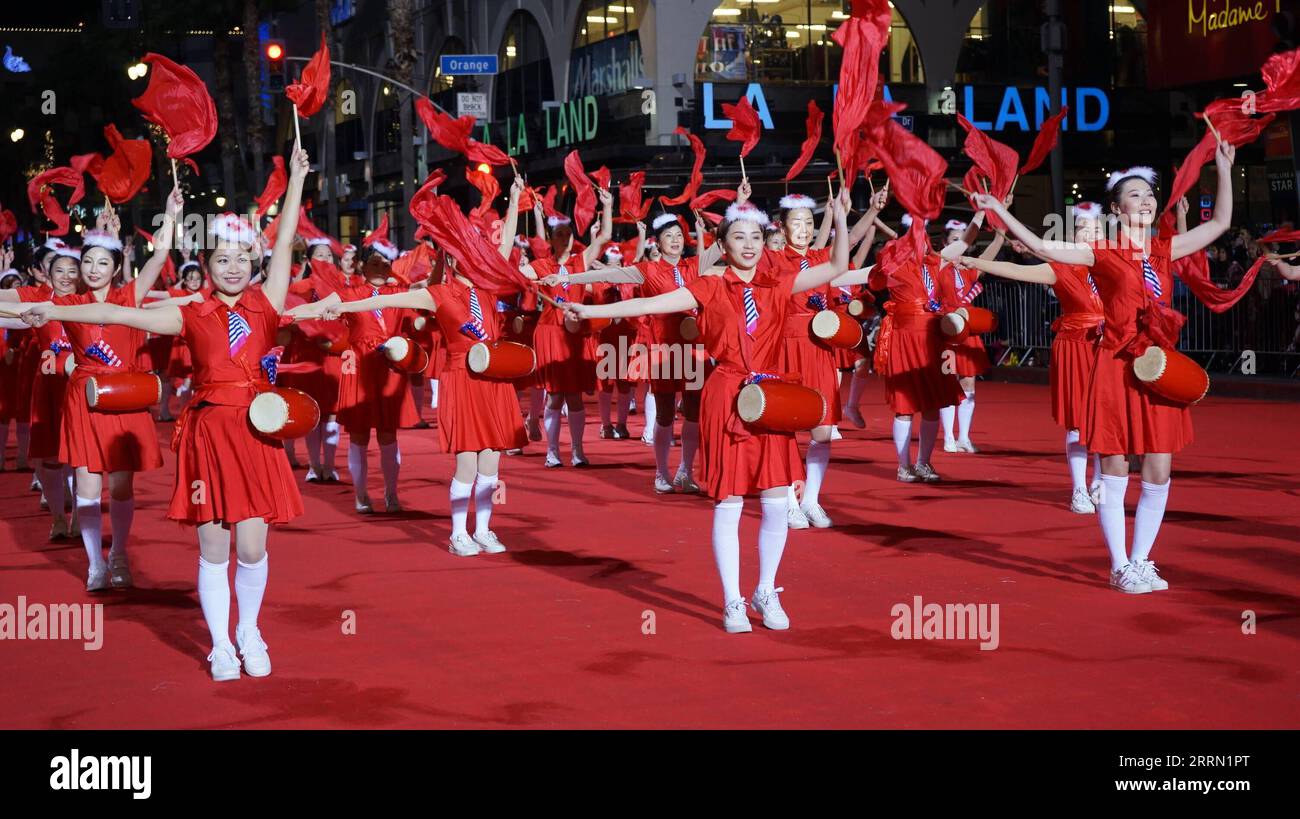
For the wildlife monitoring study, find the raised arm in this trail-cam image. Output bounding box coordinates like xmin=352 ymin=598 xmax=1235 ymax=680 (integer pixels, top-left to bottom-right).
xmin=974 ymin=193 xmax=1095 ymax=267
xmin=979 ymin=229 xmax=1006 ymax=261
xmin=1171 ymin=142 xmax=1234 ymax=261
xmin=581 ymin=187 xmax=615 ymax=267
xmin=264 ymin=147 xmax=311 ymax=313
xmin=793 ymin=188 xmax=850 ymax=293
xmin=959 ymin=255 xmax=1057 ymax=286
xmin=23 ymin=300 xmax=183 ymax=336
xmin=133 ymin=187 xmax=185 ymax=301
xmin=500 ymin=177 xmax=524 ymax=259
xmin=812 ymin=191 xmax=834 ymax=250
xmin=562 ymin=287 xmax=698 ymax=321
xmin=695 ymin=212 xmax=724 ymax=269
xmin=848 ymin=188 xmax=888 ymax=248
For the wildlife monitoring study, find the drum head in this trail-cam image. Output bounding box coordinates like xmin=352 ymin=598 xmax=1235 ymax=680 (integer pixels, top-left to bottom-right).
xmin=810 ymin=310 xmax=841 ymax=340
xmin=413 ymin=316 xmax=428 ymax=332
xmin=64 ymin=355 xmax=77 ymax=377
xmin=248 ymin=391 xmax=290 ymax=434
xmin=1131 ymin=346 xmax=1167 ymax=383
xmin=735 ymin=383 xmax=766 ymax=423
xmin=85 ymin=377 xmax=101 ymax=408
xmin=384 ymin=336 xmax=410 ymax=363
xmin=466 ymin=342 xmax=490 ymax=373
xmin=940 ymin=312 xmax=967 ymax=337
xmin=847 ymin=299 xmax=865 ymax=317
xmin=680 ymin=316 xmax=699 ymax=341
xmin=511 ymin=315 xmax=525 ymax=335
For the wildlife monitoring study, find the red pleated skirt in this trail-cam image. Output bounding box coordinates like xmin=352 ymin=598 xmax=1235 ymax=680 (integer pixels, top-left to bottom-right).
xmin=883 ymin=320 xmax=965 ymax=416
xmin=336 ymin=347 xmax=419 ymax=433
xmin=0 ymin=343 xmax=26 ymax=422
xmin=776 ymin=321 xmax=841 ymax=425
xmin=437 ymin=360 xmax=528 ymax=453
xmin=951 ymin=335 xmax=991 ymax=377
xmin=1050 ymin=335 xmax=1096 ymax=433
xmin=59 ymin=371 xmax=163 ymax=473
xmin=533 ymin=324 xmax=595 ymax=394
xmin=10 ymin=342 xmax=41 ymax=423
xmin=696 ymin=367 xmax=804 ymax=501
xmin=596 ymin=320 xmax=638 ymax=390
xmin=1084 ymin=346 xmax=1193 ymax=456
xmin=169 ymin=403 xmax=303 ymax=525
xmin=28 ymin=371 xmax=68 ymax=461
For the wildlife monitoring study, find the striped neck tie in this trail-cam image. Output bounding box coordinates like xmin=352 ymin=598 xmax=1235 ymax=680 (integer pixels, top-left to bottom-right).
xmin=743 ymin=287 xmax=759 ymax=336
xmin=85 ymin=339 xmax=123 ymax=367
xmin=1141 ymin=257 xmax=1162 ymax=299
xmin=672 ymin=264 xmax=684 ymax=288
xmin=227 ymin=311 xmax=251 ymax=357
xmin=1087 ymin=273 xmax=1101 ymax=301
xmin=461 ymin=287 xmax=488 ymax=340
xmin=954 ymin=269 xmax=965 ymax=291
xmin=370 ymin=287 xmax=384 ymax=323
xmin=921 ymin=266 xmax=940 ymax=312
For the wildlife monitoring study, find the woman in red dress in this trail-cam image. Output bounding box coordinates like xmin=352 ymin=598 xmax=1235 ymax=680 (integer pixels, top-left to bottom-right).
xmin=563 ymin=195 xmax=851 ymax=634
xmin=21 ymin=148 xmax=310 ymax=680
xmin=958 ymin=204 xmax=1107 ymax=513
xmin=295 ymin=255 xmax=528 ymax=556
xmin=1 ymin=241 xmax=63 ymax=478
xmin=506 ymin=181 xmax=613 ymax=468
xmin=153 ymin=260 xmax=205 ymax=421
xmin=330 ymin=218 xmax=419 ymax=513
xmin=978 ymin=142 xmax=1238 ymax=594
xmin=593 ymin=240 xmax=642 ymax=442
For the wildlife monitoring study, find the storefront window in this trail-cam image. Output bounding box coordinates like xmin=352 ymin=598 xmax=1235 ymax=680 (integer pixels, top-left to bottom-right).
xmin=696 ymin=0 xmax=922 ymax=86
xmin=1109 ymin=2 xmax=1146 ymax=88
xmin=496 ymin=11 xmax=554 ymax=120
xmin=574 ymin=0 xmax=646 ymax=48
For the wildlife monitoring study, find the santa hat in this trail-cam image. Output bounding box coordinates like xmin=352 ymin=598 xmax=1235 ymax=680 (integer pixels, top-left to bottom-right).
xmin=363 ymin=213 xmax=399 ymax=261
xmin=209 ymin=212 xmax=258 ymax=247
xmin=48 ymin=239 xmax=81 ymax=261
xmin=342 ymin=243 xmax=357 ymax=253
xmin=547 ymin=215 xmax=572 ymax=229
xmin=651 ymin=213 xmax=679 ymax=232
xmin=1073 ymin=201 xmax=1103 ymax=220
xmin=42 ymin=237 xmax=66 ymax=252
xmin=306 ymin=237 xmax=333 ymax=248
xmin=944 ymin=219 xmax=968 ymax=232
xmin=723 ymin=202 xmax=771 ymax=228
xmin=1105 ymin=166 xmax=1157 ymax=192
xmin=778 ymin=194 xmax=817 ymax=211
xmin=900 ymin=214 xmax=929 ymax=229
xmin=81 ymin=229 xmax=124 ymax=252
xmin=178 ymin=260 xmax=201 ymax=276
xmin=604 ymin=245 xmax=623 ymax=259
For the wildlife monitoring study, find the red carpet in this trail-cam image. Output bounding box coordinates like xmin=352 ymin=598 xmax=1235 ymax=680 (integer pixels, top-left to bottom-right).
xmin=1 ymin=380 xmax=1297 ymax=729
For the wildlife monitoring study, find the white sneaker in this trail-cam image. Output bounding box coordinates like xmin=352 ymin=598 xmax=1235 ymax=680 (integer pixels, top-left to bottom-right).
xmin=654 ymin=475 xmax=674 ymax=494
xmin=829 ymin=425 xmax=843 ymax=441
xmin=236 ymin=626 xmax=272 ymax=677
xmin=448 ymin=532 xmax=482 ymax=557
xmin=723 ymin=598 xmax=752 ymax=633
xmin=640 ymin=431 xmax=655 ymax=446
xmin=896 ymin=465 xmax=919 ymax=483
xmin=355 ymin=495 xmax=374 ymax=515
xmin=473 ymin=530 xmax=507 ymax=554
xmin=39 ymin=494 xmax=49 ymax=511
xmin=305 ymin=467 xmax=321 ymax=483
xmin=1070 ymin=488 xmax=1096 ymax=514
xmin=943 ymin=439 xmax=959 ymax=453
xmin=30 ymin=475 xmax=42 ymax=492
xmin=86 ymin=565 xmax=110 ymax=592
xmin=1089 ymin=481 xmax=1103 ymax=506
xmin=801 ymin=503 xmax=832 ymax=528
xmin=672 ymin=471 xmax=701 ymax=494
xmin=957 ymin=439 xmax=979 ymax=454
xmin=843 ymin=406 xmax=866 ymax=429
xmin=108 ymin=551 xmax=133 ymax=589
xmin=1110 ymin=563 xmax=1152 ymax=594
xmin=787 ymin=503 xmax=810 ymax=529
xmin=751 ymin=587 xmax=790 ymax=630
xmin=1134 ymin=559 xmax=1169 ymax=591
xmin=911 ymin=462 xmax=941 ymax=483
xmin=207 ymin=643 xmax=242 ymax=682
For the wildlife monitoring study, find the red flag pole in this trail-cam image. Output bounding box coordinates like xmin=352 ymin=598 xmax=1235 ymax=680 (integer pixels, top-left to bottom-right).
xmin=739 ymin=154 xmax=747 ymax=182
xmin=292 ymin=104 xmax=302 ymax=150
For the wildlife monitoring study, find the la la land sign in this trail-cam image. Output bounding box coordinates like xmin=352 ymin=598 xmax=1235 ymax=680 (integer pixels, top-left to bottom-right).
xmin=496 ymin=95 xmax=599 ymax=157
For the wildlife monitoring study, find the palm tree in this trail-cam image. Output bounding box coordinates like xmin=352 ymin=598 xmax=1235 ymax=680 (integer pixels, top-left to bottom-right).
xmin=387 ymin=0 xmax=418 ymax=246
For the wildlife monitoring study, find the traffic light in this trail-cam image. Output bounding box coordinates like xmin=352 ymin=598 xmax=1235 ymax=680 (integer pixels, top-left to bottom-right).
xmin=265 ymin=39 xmax=286 ymax=92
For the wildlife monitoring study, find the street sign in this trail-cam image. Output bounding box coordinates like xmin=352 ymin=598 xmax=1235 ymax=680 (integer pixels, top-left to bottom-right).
xmin=457 ymin=93 xmax=489 ymax=120
xmin=440 ymin=55 xmax=498 ymax=76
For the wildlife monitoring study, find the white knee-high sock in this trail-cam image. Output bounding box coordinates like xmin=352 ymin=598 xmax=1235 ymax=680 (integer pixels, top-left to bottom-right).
xmin=322 ymin=420 xmax=340 ymax=472
xmin=653 ymin=423 xmax=672 ymax=479
xmin=234 ymin=554 xmax=268 ymax=633
xmin=567 ymin=408 xmax=586 ymax=459
xmin=892 ymin=416 xmax=912 ymax=468
xmin=598 ymin=391 xmax=613 ymax=426
xmin=939 ymin=405 xmax=956 ymax=442
xmin=1098 ymin=474 xmax=1130 ymax=571
xmin=712 ymin=499 xmax=743 ymax=605
xmin=957 ymin=391 xmax=975 ymax=443
xmin=42 ymin=465 xmax=64 ymax=520
xmin=757 ymin=495 xmax=789 ymax=591
xmin=429 ymin=379 xmax=440 ymax=409
xmin=473 ymin=473 xmax=497 ymax=535
xmin=78 ymin=496 xmax=104 ymax=572
xmin=642 ymin=393 xmax=657 ymax=439
xmin=108 ymin=498 xmax=134 ymax=558
xmin=305 ymin=423 xmax=324 ymax=470
xmin=198 ymin=556 xmax=231 ymax=648
xmin=544 ymin=406 xmax=562 ymax=457
xmin=917 ymin=418 xmax=939 ymax=465
xmin=449 ymin=478 xmax=473 ymax=536
xmin=1065 ymin=430 xmax=1088 ymax=491
xmin=379 ymin=442 xmax=400 ymax=496
xmin=15 ymin=422 xmax=29 ymax=465
xmin=616 ymin=389 xmax=633 ymax=425
xmin=803 ymin=440 xmax=831 ymax=507
xmin=678 ymin=420 xmax=699 ymax=474
xmin=1090 ymin=453 xmax=1102 ymax=487
xmin=1130 ymin=479 xmax=1170 ymax=564
xmin=348 ymin=442 xmax=368 ymax=495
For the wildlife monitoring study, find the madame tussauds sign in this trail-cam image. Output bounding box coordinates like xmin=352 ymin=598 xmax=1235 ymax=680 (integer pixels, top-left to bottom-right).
xmin=1147 ymin=0 xmax=1284 ymax=89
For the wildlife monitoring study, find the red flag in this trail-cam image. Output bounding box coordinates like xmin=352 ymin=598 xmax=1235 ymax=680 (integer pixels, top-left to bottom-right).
xmin=411 ymin=194 xmax=531 ymax=293
xmin=0 ymin=207 xmax=16 ymax=244
xmin=286 ymin=34 xmax=331 ymax=117
xmin=589 ymin=165 xmax=611 ymax=191
xmin=660 ymin=126 xmax=706 ymax=207
xmin=1259 ymin=227 xmax=1300 ymax=245
xmin=784 ymin=101 xmax=824 ymax=182
xmin=130 ymin=53 xmax=217 ymax=159
xmin=1019 ymin=106 xmax=1068 ymax=175
xmin=617 ymin=171 xmax=651 ymax=223
xmin=518 ymin=185 xmax=536 ymax=212
xmin=867 ymin=117 xmax=947 ymax=221
xmin=255 ymin=156 xmax=287 ymax=217
xmin=88 ymin=125 xmax=152 ymax=204
xmin=466 ymin=165 xmax=500 ymax=221
xmin=414 ymin=96 xmax=510 ymax=166
xmin=1165 ymin=104 xmax=1275 ymax=212
xmin=1258 ymin=46 xmax=1300 ymax=113
xmin=540 ymin=185 xmax=560 ymax=219
xmin=831 ymin=0 xmax=891 ymax=180
xmin=721 ymin=95 xmax=761 ymax=158
xmin=957 ymin=114 xmax=1018 ymax=200
xmin=27 ymin=157 xmax=94 ymax=237
xmin=1174 ymin=246 xmax=1262 ymax=313
xmin=690 ymin=189 xmax=738 ymax=212
xmin=294 ymin=207 xmax=344 ymax=258
xmin=563 ymin=150 xmax=597 ymax=235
